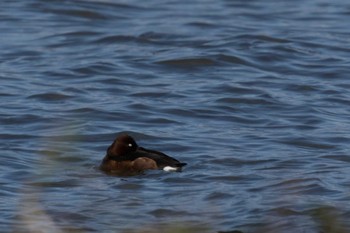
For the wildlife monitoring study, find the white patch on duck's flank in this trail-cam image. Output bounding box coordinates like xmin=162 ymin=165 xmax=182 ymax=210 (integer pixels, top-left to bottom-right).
xmin=163 ymin=166 xmax=179 ymax=172
xmin=128 ymin=143 xmax=133 ymax=147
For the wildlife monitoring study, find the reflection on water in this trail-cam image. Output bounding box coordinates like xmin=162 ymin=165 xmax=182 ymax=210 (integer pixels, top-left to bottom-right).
xmin=2 ymin=0 xmax=350 ymax=232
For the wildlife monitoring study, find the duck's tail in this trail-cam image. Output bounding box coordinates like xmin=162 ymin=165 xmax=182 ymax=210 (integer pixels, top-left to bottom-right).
xmin=163 ymin=163 xmax=187 ymax=172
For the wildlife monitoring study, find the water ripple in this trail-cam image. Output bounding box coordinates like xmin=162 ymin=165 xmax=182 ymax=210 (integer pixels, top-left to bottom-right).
xmin=2 ymin=0 xmax=350 ymax=232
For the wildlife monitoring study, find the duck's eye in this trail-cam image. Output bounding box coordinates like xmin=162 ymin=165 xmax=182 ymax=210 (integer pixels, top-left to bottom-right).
xmin=128 ymin=143 xmax=133 ymax=147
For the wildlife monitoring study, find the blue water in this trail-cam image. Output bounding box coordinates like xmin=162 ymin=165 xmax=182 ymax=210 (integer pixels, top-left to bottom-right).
xmin=1 ymin=1 xmax=350 ymax=232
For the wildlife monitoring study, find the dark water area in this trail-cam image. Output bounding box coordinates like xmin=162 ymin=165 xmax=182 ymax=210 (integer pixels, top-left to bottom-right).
xmin=2 ymin=0 xmax=350 ymax=232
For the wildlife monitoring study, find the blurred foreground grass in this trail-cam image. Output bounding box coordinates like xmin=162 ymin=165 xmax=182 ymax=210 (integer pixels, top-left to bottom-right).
xmin=15 ymin=204 xmax=348 ymax=233
xmin=123 ymin=224 xmax=212 ymax=233
xmin=14 ymin=127 xmax=349 ymax=233
xmin=310 ymin=206 xmax=348 ymax=233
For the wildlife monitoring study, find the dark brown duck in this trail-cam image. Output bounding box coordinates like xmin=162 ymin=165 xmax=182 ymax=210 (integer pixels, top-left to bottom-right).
xmin=100 ymin=134 xmax=186 ymax=175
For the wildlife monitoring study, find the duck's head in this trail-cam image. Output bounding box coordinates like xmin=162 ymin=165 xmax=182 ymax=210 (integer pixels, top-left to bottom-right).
xmin=107 ymin=134 xmax=138 ymax=156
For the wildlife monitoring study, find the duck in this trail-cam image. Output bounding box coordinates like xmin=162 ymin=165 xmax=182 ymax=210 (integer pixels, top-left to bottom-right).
xmin=100 ymin=134 xmax=187 ymax=175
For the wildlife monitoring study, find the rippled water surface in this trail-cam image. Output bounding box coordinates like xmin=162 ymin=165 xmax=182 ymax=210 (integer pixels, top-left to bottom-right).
xmin=2 ymin=1 xmax=350 ymax=232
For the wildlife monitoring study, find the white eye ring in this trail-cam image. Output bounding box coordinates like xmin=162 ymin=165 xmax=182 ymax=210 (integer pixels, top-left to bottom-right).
xmin=128 ymin=143 xmax=133 ymax=147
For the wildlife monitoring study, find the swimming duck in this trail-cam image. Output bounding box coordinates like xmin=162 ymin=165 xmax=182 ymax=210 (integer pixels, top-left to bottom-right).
xmin=100 ymin=134 xmax=186 ymax=175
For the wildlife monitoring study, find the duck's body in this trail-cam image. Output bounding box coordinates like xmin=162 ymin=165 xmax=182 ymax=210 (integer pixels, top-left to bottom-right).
xmin=100 ymin=134 xmax=186 ymax=175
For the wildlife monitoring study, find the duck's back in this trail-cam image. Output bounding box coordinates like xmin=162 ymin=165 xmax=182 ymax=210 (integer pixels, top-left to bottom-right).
xmin=133 ymin=147 xmax=187 ymax=169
